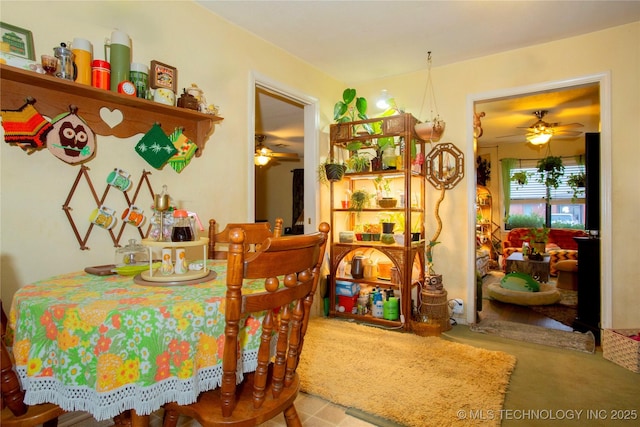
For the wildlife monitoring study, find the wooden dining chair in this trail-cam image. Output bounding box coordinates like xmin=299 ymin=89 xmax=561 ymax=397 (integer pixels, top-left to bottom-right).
xmin=208 ymin=218 xmax=283 ymax=259
xmin=1 ymin=301 xmax=66 ymax=427
xmin=163 ymin=222 xmax=330 ymax=427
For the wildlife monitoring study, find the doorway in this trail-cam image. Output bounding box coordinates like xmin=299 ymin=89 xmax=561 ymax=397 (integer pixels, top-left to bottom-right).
xmin=465 ymin=73 xmax=612 ymax=330
xmin=249 ymin=73 xmax=320 ymax=234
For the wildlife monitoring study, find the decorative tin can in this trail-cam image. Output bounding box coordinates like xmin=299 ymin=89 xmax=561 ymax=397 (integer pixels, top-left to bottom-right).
xmin=91 ymin=59 xmax=110 ymax=90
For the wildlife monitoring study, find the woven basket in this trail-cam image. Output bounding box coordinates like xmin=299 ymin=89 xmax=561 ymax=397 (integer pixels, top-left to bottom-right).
xmin=419 ymin=290 xmax=451 ymax=332
xmin=602 ymin=329 xmax=640 ymax=373
xmin=410 ymin=320 xmax=441 ymax=337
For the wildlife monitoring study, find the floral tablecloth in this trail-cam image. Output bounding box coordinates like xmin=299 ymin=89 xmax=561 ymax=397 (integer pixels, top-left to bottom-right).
xmin=8 ymin=260 xmax=266 ymax=421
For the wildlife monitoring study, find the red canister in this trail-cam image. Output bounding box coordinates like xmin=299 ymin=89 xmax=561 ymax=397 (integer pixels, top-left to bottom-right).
xmin=91 ymin=60 xmax=110 ymax=90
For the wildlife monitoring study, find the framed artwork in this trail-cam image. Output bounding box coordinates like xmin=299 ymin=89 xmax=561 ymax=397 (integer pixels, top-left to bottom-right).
xmin=0 ymin=22 xmax=35 ymax=60
xmin=150 ymin=60 xmax=178 ymax=93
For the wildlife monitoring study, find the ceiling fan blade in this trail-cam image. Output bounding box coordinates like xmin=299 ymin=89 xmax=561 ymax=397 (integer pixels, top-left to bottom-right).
xmin=552 ymin=122 xmax=584 ymax=130
xmin=497 ymin=133 xmax=525 ymax=138
xmin=270 ymin=152 xmax=299 ymax=159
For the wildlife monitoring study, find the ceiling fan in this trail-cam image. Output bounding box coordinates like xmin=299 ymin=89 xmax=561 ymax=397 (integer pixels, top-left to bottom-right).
xmin=499 ymin=110 xmax=584 ymax=145
xmin=254 ymin=134 xmax=300 ymax=166
xmin=522 ymin=110 xmax=584 ymax=145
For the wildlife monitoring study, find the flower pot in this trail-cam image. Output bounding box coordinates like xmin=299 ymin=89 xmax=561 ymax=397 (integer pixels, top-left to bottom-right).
xmin=415 ymin=120 xmax=445 ymax=141
xmin=382 ymin=222 xmax=395 ymax=234
xmin=370 ymin=156 xmax=382 ymax=171
xmin=324 ymin=163 xmax=346 ymax=182
xmin=411 ymin=232 xmax=421 ymax=241
xmin=380 ymin=233 xmax=395 ymax=245
xmin=362 ymin=233 xmax=372 ymax=241
xmin=378 ymin=198 xmax=397 ymax=209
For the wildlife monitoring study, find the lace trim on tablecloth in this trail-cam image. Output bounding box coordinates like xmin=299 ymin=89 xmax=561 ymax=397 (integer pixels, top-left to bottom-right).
xmin=19 ymin=350 xmax=259 ymax=421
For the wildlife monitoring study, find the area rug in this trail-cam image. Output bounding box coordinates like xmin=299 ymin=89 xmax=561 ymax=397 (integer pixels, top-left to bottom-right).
xmin=470 ymin=318 xmax=595 ymax=354
xmin=529 ymin=289 xmax=577 ymax=327
xmin=298 ymin=318 xmax=516 ymax=427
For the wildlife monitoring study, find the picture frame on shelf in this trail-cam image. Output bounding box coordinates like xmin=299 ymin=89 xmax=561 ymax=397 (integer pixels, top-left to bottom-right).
xmin=150 ymin=60 xmax=177 ymax=93
xmin=0 ymin=22 xmax=35 ymax=60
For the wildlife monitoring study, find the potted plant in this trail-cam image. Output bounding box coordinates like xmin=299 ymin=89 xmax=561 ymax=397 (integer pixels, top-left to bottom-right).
xmin=346 ymin=152 xmax=372 ymax=173
xmin=567 ymin=171 xmax=586 ymax=200
xmin=333 ymin=88 xmax=373 ymax=134
xmin=510 ymin=171 xmax=530 ymax=187
xmin=317 ymin=158 xmax=346 ymax=185
xmin=526 ymin=226 xmax=549 ymax=255
xmin=350 ymin=189 xmax=372 ymax=212
xmin=537 ymin=155 xmax=565 ymax=189
xmin=373 ymin=176 xmax=396 ymax=207
xmin=476 ymin=156 xmax=491 ymax=186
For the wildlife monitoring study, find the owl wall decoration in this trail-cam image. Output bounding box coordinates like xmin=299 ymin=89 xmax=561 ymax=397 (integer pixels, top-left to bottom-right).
xmin=47 ymin=106 xmax=96 ymax=164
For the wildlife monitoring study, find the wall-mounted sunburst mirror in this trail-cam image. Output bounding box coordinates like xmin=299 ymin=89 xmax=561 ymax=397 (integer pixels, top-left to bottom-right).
xmin=425 ymin=142 xmax=464 ymax=189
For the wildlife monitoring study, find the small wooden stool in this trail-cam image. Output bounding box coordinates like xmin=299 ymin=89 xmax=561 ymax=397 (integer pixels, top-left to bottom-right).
xmin=555 ymin=260 xmax=578 ymax=291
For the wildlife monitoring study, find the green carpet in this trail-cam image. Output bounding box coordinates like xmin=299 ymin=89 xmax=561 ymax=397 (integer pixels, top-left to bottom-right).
xmin=445 ymin=325 xmax=640 ymax=427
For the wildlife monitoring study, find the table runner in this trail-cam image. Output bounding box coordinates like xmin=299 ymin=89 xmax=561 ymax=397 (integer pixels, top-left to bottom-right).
xmin=9 ymin=260 xmax=266 ymax=420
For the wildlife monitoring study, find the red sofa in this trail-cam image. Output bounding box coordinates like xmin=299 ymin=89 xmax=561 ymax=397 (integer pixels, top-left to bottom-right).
xmin=502 ymin=228 xmax=588 ymax=276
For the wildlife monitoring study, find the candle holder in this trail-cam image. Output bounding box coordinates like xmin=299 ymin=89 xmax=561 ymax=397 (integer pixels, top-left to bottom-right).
xmin=153 ymin=185 xmax=170 ymax=241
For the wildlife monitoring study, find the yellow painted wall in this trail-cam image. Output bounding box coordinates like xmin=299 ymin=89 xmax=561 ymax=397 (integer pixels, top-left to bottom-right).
xmin=0 ymin=1 xmax=342 ymax=303
xmin=358 ymin=22 xmax=639 ymax=328
xmin=1 ymin=1 xmax=638 ymax=328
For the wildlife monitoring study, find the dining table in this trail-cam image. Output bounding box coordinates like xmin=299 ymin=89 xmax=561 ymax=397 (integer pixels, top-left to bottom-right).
xmin=7 ymin=259 xmax=269 ymax=424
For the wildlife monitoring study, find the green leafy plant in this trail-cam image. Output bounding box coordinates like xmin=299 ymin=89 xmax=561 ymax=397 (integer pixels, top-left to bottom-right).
xmin=567 ymin=171 xmax=586 ymax=200
xmin=317 ymin=158 xmax=346 ymax=186
xmin=476 ymin=156 xmax=491 ymax=186
xmin=350 ymin=189 xmax=372 ymax=212
xmin=527 ymin=226 xmax=550 ymax=243
xmin=333 ymin=88 xmax=373 ymax=135
xmin=506 ymin=213 xmax=544 ymax=229
xmin=510 ymin=171 xmax=530 ymax=187
xmin=537 ymin=156 xmax=565 ymax=189
xmin=345 ymin=152 xmax=371 ymax=173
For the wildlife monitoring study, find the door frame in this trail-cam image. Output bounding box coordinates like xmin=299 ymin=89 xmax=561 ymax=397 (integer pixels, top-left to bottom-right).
xmin=465 ymin=72 xmax=612 ymax=327
xmin=248 ymin=71 xmax=320 ymax=233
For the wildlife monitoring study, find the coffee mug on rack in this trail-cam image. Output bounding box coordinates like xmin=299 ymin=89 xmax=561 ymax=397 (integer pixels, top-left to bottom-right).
xmin=106 ymin=168 xmax=132 ymax=191
xmin=89 ymin=205 xmax=117 ymax=230
xmin=121 ymin=205 xmax=146 ymax=227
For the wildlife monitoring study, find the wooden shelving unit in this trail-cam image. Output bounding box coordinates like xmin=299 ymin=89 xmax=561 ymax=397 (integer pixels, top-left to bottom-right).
xmin=328 ymin=113 xmax=426 ymax=330
xmin=0 ymin=64 xmax=222 ymax=155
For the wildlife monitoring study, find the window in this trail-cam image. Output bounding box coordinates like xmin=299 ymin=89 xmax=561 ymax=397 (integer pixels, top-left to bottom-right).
xmin=507 ymin=159 xmax=585 ymax=230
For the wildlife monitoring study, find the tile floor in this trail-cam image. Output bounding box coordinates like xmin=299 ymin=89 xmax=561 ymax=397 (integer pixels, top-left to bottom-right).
xmin=58 ymin=392 xmax=377 ymax=427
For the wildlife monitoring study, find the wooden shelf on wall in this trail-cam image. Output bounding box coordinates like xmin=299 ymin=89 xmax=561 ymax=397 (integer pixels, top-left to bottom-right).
xmin=0 ymin=64 xmax=223 ymax=156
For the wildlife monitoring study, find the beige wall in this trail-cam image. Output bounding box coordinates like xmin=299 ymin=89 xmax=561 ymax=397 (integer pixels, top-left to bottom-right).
xmin=1 ymin=1 xmax=638 ymax=328
xmin=357 ymin=22 xmax=639 ymax=328
xmin=0 ymin=1 xmax=342 ymax=303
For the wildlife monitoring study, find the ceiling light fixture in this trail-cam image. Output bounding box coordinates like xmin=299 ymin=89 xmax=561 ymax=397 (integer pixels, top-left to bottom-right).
xmin=376 ymin=89 xmax=391 ymax=109
xmin=527 ymin=130 xmax=553 ymax=145
xmin=254 ymin=153 xmax=270 ymax=166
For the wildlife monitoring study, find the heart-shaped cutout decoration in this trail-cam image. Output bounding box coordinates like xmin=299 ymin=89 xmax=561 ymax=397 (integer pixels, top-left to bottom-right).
xmin=99 ymin=107 xmax=124 ymax=128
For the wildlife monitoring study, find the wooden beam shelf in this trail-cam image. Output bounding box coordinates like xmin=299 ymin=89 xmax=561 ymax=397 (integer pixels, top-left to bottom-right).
xmin=0 ymin=64 xmax=222 ymax=156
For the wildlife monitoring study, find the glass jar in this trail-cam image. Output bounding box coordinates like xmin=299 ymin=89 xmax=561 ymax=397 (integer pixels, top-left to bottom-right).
xmin=381 ymin=145 xmax=396 ymax=170
xmin=115 ymin=239 xmax=148 ymax=266
xmin=171 ymin=209 xmax=194 ymax=242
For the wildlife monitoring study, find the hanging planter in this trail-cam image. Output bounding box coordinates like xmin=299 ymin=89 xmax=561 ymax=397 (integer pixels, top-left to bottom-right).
xmin=324 ymin=162 xmax=346 ymax=182
xmin=415 ymin=51 xmax=446 ymax=142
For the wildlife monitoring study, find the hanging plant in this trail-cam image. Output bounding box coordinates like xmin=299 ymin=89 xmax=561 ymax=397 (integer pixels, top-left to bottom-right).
xmin=536 ymin=155 xmax=565 ymax=189
xmin=567 ymin=171 xmax=586 ymax=200
xmin=510 ymin=171 xmax=530 ymax=187
xmin=476 ymin=156 xmax=491 ymax=186
xmin=414 ymin=51 xmax=446 ymax=141
xmin=350 ymin=189 xmax=372 ymax=212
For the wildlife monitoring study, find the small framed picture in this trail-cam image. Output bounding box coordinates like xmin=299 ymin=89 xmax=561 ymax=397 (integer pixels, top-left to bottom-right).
xmin=150 ymin=60 xmax=178 ymax=93
xmin=0 ymin=22 xmax=35 ymax=60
